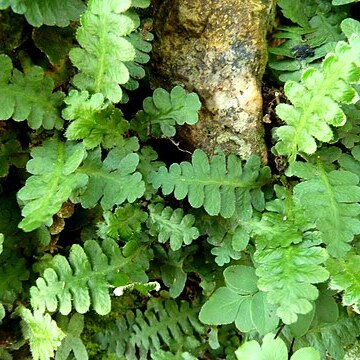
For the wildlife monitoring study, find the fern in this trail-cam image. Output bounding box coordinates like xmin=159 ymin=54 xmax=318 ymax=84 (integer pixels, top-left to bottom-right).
xmin=289 ymin=153 xmax=360 ymax=257
xmin=149 ymin=149 xmax=270 ymax=218
xmin=274 ymin=32 xmax=360 ymax=161
xmin=17 ymin=139 xmax=88 ymax=232
xmin=0 ymin=54 xmax=64 ymax=129
xmin=147 ymin=203 xmax=200 ymax=251
xmin=63 ymin=90 xmax=130 ymax=149
xmin=0 ymin=132 xmax=27 ymax=177
xmin=254 ymin=242 xmax=329 ymax=324
xmin=55 ymin=314 xmax=88 ymax=360
xmin=0 ymin=0 xmax=85 ymax=27
xmin=327 ymin=252 xmax=360 ymax=312
xmin=30 ymin=238 xmax=150 ymax=316
xmin=97 ymin=204 xmax=148 ymax=241
xmin=76 ymin=146 xmax=145 ymax=210
xmin=69 ymin=0 xmax=137 ymax=103
xmin=95 ymin=298 xmax=205 ymax=359
xmin=131 ymin=86 xmax=201 ymax=140
xmin=20 ymin=307 xmax=65 ymax=360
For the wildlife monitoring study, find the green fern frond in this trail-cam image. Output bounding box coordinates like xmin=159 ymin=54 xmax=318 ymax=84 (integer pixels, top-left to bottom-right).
xmin=17 ymin=139 xmax=88 ymax=232
xmin=294 ymin=307 xmax=360 ymax=359
xmin=20 ymin=307 xmax=65 ymax=360
xmin=327 ymin=252 xmax=360 ymax=312
xmin=30 ymin=238 xmax=150 ymax=316
xmin=97 ymin=204 xmax=148 ymax=241
xmin=147 ymin=203 xmax=199 ymax=251
xmin=0 ymin=54 xmax=64 ymax=129
xmin=63 ymin=90 xmax=130 ymax=149
xmin=131 ymin=86 xmax=201 ymax=140
xmin=77 ymin=146 xmax=145 ymax=210
xmin=149 ymin=149 xmax=270 ymax=218
xmin=0 ymin=130 xmax=28 ymax=177
xmin=274 ymin=33 xmax=360 ymax=161
xmin=0 ymin=0 xmax=85 ymax=27
xmin=55 ymin=314 xmax=88 ymax=360
xmin=254 ymin=243 xmax=329 ymax=324
xmin=69 ymin=0 xmax=136 ymax=103
xmin=290 ymin=155 xmax=360 ymax=257
xmin=96 ymin=298 xmax=205 ymax=359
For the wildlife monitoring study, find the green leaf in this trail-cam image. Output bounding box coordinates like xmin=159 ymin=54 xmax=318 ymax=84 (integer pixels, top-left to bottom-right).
xmin=147 ymin=203 xmax=199 ymax=251
xmin=69 ymin=0 xmax=136 ymax=103
xmin=199 ymin=287 xmax=245 ymax=325
xmin=0 ymin=136 xmax=27 ymax=177
xmin=0 ymin=54 xmax=64 ymax=129
xmin=17 ymin=139 xmax=88 ymax=232
xmin=0 ymin=0 xmax=85 ymax=27
xmin=235 ymin=333 xmax=321 ymax=360
xmin=327 ymin=253 xmax=360 ymax=312
xmin=149 ymin=150 xmax=270 ymax=218
xmin=63 ymin=90 xmax=130 ymax=149
xmin=0 ymin=303 xmax=5 ymax=324
xmin=55 ymin=314 xmax=88 ymax=360
xmin=341 ymin=18 xmax=360 ymax=38
xmin=290 ymin=159 xmax=360 ymax=257
xmin=77 ymin=147 xmax=145 ymax=210
xmin=131 ymin=86 xmax=201 ymax=140
xmin=20 ymin=308 xmax=65 ymax=360
xmin=30 ymin=238 xmax=149 ymax=316
xmin=97 ymin=204 xmax=148 ymax=241
xmin=254 ymin=243 xmax=329 ymax=324
xmin=274 ymin=34 xmax=360 ymax=160
xmin=223 ymin=265 xmax=258 ymax=294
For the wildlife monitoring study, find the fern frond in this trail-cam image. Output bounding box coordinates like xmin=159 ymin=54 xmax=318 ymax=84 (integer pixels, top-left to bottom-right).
xmin=96 ymin=298 xmax=205 ymax=359
xmin=55 ymin=314 xmax=88 ymax=360
xmin=97 ymin=204 xmax=148 ymax=241
xmin=131 ymin=86 xmax=201 ymax=140
xmin=30 ymin=238 xmax=150 ymax=316
xmin=0 ymin=0 xmax=85 ymax=27
xmin=290 ymin=156 xmax=360 ymax=257
xmin=274 ymin=34 xmax=360 ymax=161
xmin=20 ymin=307 xmax=65 ymax=360
xmin=63 ymin=90 xmax=130 ymax=149
xmin=254 ymin=243 xmax=329 ymax=324
xmin=69 ymin=0 xmax=136 ymax=103
xmin=0 ymin=54 xmax=64 ymax=129
xmin=149 ymin=149 xmax=270 ymax=218
xmin=327 ymin=252 xmax=360 ymax=312
xmin=147 ymin=203 xmax=199 ymax=251
xmin=17 ymin=139 xmax=88 ymax=232
xmin=0 ymin=131 xmax=28 ymax=177
xmin=294 ymin=307 xmax=360 ymax=359
xmin=77 ymin=146 xmax=145 ymax=210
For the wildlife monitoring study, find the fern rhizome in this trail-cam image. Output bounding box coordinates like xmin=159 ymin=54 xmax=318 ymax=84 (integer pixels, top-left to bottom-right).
xmin=0 ymin=0 xmax=360 ymax=359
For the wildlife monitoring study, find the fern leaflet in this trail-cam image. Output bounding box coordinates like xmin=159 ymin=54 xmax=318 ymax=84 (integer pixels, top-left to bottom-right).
xmin=30 ymin=238 xmax=150 ymax=316
xmin=254 ymin=242 xmax=329 ymax=324
xmin=148 ymin=203 xmax=200 ymax=251
xmin=20 ymin=308 xmax=65 ymax=360
xmin=290 ymin=156 xmax=360 ymax=257
xmin=63 ymin=90 xmax=130 ymax=149
xmin=0 ymin=0 xmax=85 ymax=27
xmin=131 ymin=86 xmax=201 ymax=140
xmin=77 ymin=146 xmax=145 ymax=210
xmin=17 ymin=139 xmax=88 ymax=232
xmin=95 ymin=298 xmax=205 ymax=359
xmin=274 ymin=33 xmax=360 ymax=161
xmin=0 ymin=54 xmax=64 ymax=129
xmin=327 ymin=252 xmax=360 ymax=312
xmin=149 ymin=149 xmax=270 ymax=218
xmin=69 ymin=0 xmax=136 ymax=103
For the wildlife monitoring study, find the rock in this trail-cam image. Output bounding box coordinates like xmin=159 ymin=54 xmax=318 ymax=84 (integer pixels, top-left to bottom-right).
xmin=151 ymin=0 xmax=276 ymax=162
